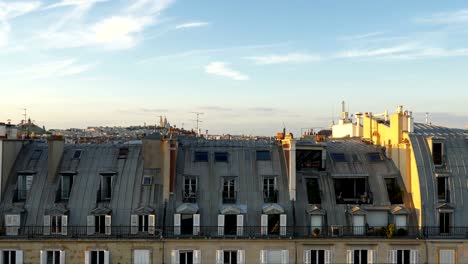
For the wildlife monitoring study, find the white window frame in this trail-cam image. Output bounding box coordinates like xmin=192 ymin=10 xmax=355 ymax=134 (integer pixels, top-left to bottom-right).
xmin=304 ymin=250 xmax=332 ymax=264
xmin=5 ymin=214 xmax=20 ymax=236
xmin=389 ymin=250 xmax=418 ymax=264
xmin=40 ymin=250 xmax=65 ymax=264
xmin=172 ymin=250 xmax=201 ymax=264
xmin=347 ymin=249 xmax=376 ymax=264
xmin=0 ymin=250 xmax=23 ymax=264
xmin=131 ymin=214 xmax=156 ymax=235
xmin=260 ymin=250 xmax=289 ymax=264
xmin=85 ymin=250 xmax=109 ymax=264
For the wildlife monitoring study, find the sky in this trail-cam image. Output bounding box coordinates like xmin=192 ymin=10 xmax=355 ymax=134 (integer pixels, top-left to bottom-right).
xmin=1 ymin=0 xmax=468 ymax=136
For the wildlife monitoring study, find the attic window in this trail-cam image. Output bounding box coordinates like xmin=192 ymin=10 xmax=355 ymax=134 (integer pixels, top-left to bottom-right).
xmin=73 ymin=150 xmax=82 ymax=159
xmin=432 ymin=142 xmax=443 ymax=166
xmin=142 ymin=175 xmax=153 ymax=185
xmin=118 ymin=147 xmax=129 ymax=159
xmin=214 ymin=152 xmax=228 ymax=162
xmin=368 ymin=152 xmax=383 ymax=161
xmin=331 ymin=153 xmax=346 ymax=162
xmin=31 ymin=150 xmax=42 ymax=160
xmin=194 ymin=151 xmax=208 ymax=162
xmin=256 ymin=150 xmax=271 ymax=161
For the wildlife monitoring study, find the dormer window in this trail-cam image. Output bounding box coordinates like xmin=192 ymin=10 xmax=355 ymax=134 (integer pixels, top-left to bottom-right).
xmin=367 ymin=152 xmax=383 ymax=161
xmin=432 ymin=142 xmax=443 ymax=166
xmin=118 ymin=147 xmax=129 ymax=159
xmin=215 ymin=152 xmax=229 ymax=162
xmin=194 ymin=151 xmax=208 ymax=162
xmin=263 ymin=177 xmax=278 ymax=203
xmin=16 ymin=173 xmax=34 ymax=201
xmin=331 ymin=153 xmax=346 ymax=162
xmin=256 ymin=150 xmax=271 ymax=161
xmin=72 ymin=150 xmax=82 ymax=160
xmin=60 ymin=173 xmax=75 ymax=200
xmin=31 ymin=149 xmax=42 ymax=160
xmin=99 ymin=173 xmax=115 ymax=201
xmin=130 ymin=214 xmax=156 ymax=234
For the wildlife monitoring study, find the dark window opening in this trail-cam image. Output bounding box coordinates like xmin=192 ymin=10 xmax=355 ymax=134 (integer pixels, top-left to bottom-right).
xmin=385 ymin=178 xmax=403 ymax=204
xmin=31 ymin=149 xmax=42 ymax=160
xmin=263 ymin=177 xmax=278 ymax=203
xmin=331 ymin=153 xmax=346 ymax=162
xmin=215 ymin=152 xmax=228 ymax=162
xmin=334 ymin=178 xmax=369 ymax=204
xmin=256 ymin=150 xmax=271 ymax=161
xmin=51 ymin=215 xmax=62 ymax=234
xmin=296 ymin=149 xmax=322 ymax=170
xmin=223 ymin=250 xmax=237 ymax=264
xmin=118 ymin=147 xmax=129 ymax=159
xmin=306 ymin=178 xmax=321 ymax=204
xmin=181 ymin=214 xmax=194 ymax=235
xmin=46 ymin=250 xmax=60 ymax=264
xmin=95 ymin=215 xmax=106 ymax=234
xmin=432 ymin=142 xmax=443 ymax=165
xmin=73 ymin=150 xmax=82 ymax=159
xmin=183 ymin=177 xmax=197 ymax=203
xmin=101 ymin=175 xmax=113 ymax=200
xmin=223 ymin=178 xmax=236 ymax=204
xmin=268 ymin=214 xmax=280 ymax=235
xmin=194 ymin=151 xmax=208 ymax=162
xmin=142 ymin=175 xmax=153 ymax=185
xmin=90 ymin=251 xmax=105 ymax=264
xmin=368 ymin=152 xmax=383 ymax=161
xmin=224 ymin=215 xmax=237 ymax=235
xmin=180 ymin=251 xmax=194 ymax=264
xmin=353 ymin=250 xmax=368 ymax=264
xmin=440 ymin=212 xmax=451 ymax=234
xmin=138 ymin=215 xmax=149 ymax=232
xmin=310 ymin=250 xmax=325 ymax=264
xmin=61 ymin=174 xmax=74 ymax=199
xmin=397 ymin=250 xmax=410 ymax=264
xmin=352 ymin=154 xmax=360 ymax=162
xmin=438 ymin=177 xmax=449 ymax=202
xmin=2 ymin=251 xmax=17 ymax=264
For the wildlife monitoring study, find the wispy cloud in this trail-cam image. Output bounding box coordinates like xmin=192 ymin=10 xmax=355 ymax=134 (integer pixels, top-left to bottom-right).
xmin=0 ymin=1 xmax=41 ymax=47
xmin=175 ymin=21 xmax=209 ymax=29
xmin=334 ymin=43 xmax=419 ymax=59
xmin=339 ymin=31 xmax=384 ymax=41
xmin=199 ymin=106 xmax=232 ymax=111
xmin=245 ymin=52 xmax=321 ymax=65
xmin=204 ymin=61 xmax=249 ymax=81
xmin=44 ymin=0 xmax=108 ymax=10
xmin=416 ymin=8 xmax=468 ymax=25
xmin=2 ymin=59 xmax=96 ymax=79
xmin=249 ymin=107 xmax=277 ymax=112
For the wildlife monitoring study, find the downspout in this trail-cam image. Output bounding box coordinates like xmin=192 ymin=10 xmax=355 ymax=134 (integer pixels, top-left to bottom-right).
xmin=162 ymin=199 xmax=167 ymax=264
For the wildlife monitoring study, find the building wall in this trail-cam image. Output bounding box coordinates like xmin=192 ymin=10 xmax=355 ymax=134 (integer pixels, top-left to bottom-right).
xmin=1 ymin=140 xmax=24 ymax=195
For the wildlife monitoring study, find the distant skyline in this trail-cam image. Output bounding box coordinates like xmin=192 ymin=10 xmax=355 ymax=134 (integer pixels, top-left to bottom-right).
xmin=1 ymin=1 xmax=468 ymax=135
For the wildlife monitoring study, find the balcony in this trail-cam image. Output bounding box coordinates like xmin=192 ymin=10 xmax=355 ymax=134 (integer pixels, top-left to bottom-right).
xmin=12 ymin=189 xmax=28 ymax=202
xmin=263 ymin=190 xmax=279 ymax=203
xmin=182 ymin=190 xmax=197 ymax=203
xmin=222 ymin=191 xmax=237 ymax=204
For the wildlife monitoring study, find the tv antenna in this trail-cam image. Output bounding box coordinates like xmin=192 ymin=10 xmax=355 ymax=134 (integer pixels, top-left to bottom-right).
xmin=191 ymin=112 xmax=204 ymax=132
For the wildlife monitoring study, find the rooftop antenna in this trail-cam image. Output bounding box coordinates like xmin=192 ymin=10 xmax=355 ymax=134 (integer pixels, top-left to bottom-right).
xmin=425 ymin=112 xmax=429 ymax=125
xmin=191 ymin=112 xmax=204 ymax=132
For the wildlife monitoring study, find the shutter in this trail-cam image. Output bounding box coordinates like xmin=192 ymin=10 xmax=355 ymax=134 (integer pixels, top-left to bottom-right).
xmin=131 ymin=214 xmax=138 ymax=234
xmin=60 ymin=251 xmax=66 ymax=264
xmin=87 ymin=215 xmax=95 ymax=235
xmin=237 ymin=250 xmax=245 ymax=264
xmin=368 ymin=250 xmax=376 ymax=264
xmin=105 ymin=215 xmax=112 ymax=235
xmin=62 ymin=215 xmax=68 ymax=236
xmin=261 ymin=214 xmax=268 ymax=235
xmin=303 ymin=250 xmax=311 ymax=264
xmin=280 ymin=214 xmax=287 ymax=236
xmin=410 ymin=250 xmax=418 ymax=264
xmin=134 ymin=250 xmax=150 ymax=264
xmin=193 ymin=250 xmax=201 ymax=264
xmin=174 ymin=214 xmax=181 ymax=235
xmin=0 ymin=251 xmax=3 ymax=264
xmin=85 ymin=251 xmax=90 ymax=264
xmin=347 ymin=250 xmax=354 ymax=264
xmin=171 ymin=250 xmax=179 ymax=264
xmin=193 ymin=214 xmax=200 ymax=235
xmin=216 ymin=250 xmax=223 ymax=264
xmin=148 ymin=214 xmax=156 ymax=235
xmin=324 ymin=250 xmax=332 ymax=264
xmin=281 ymin=250 xmax=289 ymax=264
xmin=260 ymin=250 xmax=268 ymax=264
xmin=321 ymin=149 xmax=327 ymax=168
xmin=104 ymin=250 xmax=110 ymax=264
xmin=43 ymin=215 xmax=51 ymax=235
xmin=236 ymin=214 xmax=244 ymax=236
xmin=16 ymin=250 xmax=23 ymax=264
xmin=389 ymin=250 xmax=397 ymax=264
xmin=40 ymin=250 xmax=47 ymax=264
xmin=218 ymin=214 xmax=225 ymax=236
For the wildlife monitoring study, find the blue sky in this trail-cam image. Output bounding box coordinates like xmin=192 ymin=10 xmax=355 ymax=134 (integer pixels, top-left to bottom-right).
xmin=1 ymin=0 xmax=468 ymax=135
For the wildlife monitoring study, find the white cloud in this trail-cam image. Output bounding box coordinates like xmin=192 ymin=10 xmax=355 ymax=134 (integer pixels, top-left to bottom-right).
xmin=44 ymin=0 xmax=108 ymax=10
xmin=339 ymin=31 xmax=384 ymax=41
xmin=204 ymin=61 xmax=249 ymax=81
xmin=3 ymin=59 xmax=96 ymax=79
xmin=0 ymin=1 xmax=41 ymax=47
xmin=334 ymin=43 xmax=419 ymax=59
xmin=245 ymin=53 xmax=321 ymax=65
xmin=175 ymin=21 xmax=209 ymax=29
xmin=417 ymin=8 xmax=468 ymax=24
xmin=128 ymin=0 xmax=174 ymax=15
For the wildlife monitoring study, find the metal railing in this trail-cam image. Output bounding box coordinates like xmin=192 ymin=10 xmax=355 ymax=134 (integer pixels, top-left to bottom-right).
xmin=263 ymin=190 xmax=279 ymax=203
xmin=2 ymin=225 xmax=467 ymax=239
xmin=182 ymin=190 xmax=197 ymax=203
xmin=222 ymin=191 xmax=237 ymax=204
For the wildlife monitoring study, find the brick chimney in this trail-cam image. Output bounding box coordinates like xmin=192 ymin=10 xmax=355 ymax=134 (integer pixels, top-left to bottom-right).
xmin=47 ymin=136 xmax=64 ymax=183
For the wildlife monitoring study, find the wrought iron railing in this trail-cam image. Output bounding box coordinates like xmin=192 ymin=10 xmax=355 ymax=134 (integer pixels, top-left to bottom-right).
xmin=182 ymin=190 xmax=197 ymax=203
xmin=222 ymin=191 xmax=237 ymax=204
xmin=263 ymin=190 xmax=279 ymax=203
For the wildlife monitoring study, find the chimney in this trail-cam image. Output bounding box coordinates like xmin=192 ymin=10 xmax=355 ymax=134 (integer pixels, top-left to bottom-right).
xmin=0 ymin=139 xmax=25 ymax=200
xmin=47 ymin=136 xmax=64 ymax=183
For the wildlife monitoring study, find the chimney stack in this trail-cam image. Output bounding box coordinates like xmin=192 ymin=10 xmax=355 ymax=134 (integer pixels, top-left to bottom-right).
xmin=47 ymin=136 xmax=64 ymax=183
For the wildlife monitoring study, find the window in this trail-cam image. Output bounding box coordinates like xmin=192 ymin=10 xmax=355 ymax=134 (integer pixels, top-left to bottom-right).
xmin=331 ymin=153 xmax=346 ymax=162
xmin=2 ymin=250 xmax=22 ymax=264
xmin=88 ymin=215 xmax=111 ymax=235
xmin=304 ymin=250 xmax=332 ymax=264
xmin=216 ymin=250 xmax=245 ymax=264
xmin=438 ymin=177 xmax=449 ymax=202
xmin=432 ymin=142 xmax=443 ymax=166
xmin=174 ymin=214 xmax=200 ymax=236
xmin=385 ymin=178 xmax=403 ymax=204
xmin=31 ymin=149 xmax=42 ymax=160
xmin=305 ymin=178 xmax=321 ymax=204
xmin=261 ymin=214 xmax=284 ymax=235
xmin=44 ymin=215 xmax=67 ymax=236
xmin=256 ymin=151 xmax=271 ymax=161
xmin=440 ymin=212 xmax=451 ymax=234
xmin=260 ymin=250 xmax=289 ymax=264
xmin=347 ymin=250 xmax=375 ymax=264
xmin=296 ymin=150 xmax=323 ymax=170
xmin=131 ymin=214 xmax=155 ymax=234
xmin=72 ymin=150 xmax=82 ymax=159
xmin=222 ymin=178 xmax=236 ymax=204
xmin=194 ymin=151 xmax=208 ymax=162
xmin=85 ymin=250 xmax=109 ymax=264
xmin=40 ymin=250 xmax=64 ymax=264
xmin=17 ymin=173 xmax=34 ymax=200
xmin=4 ymin=214 xmax=20 ymax=236
xmin=439 ymin=249 xmax=455 ymax=264
xmin=51 ymin=215 xmax=62 ymax=234
xmin=61 ymin=174 xmax=74 ymax=199
xmin=223 ymin=251 xmax=237 ymax=264
xmin=183 ymin=177 xmax=197 ymax=203
xmin=215 ymin=152 xmax=228 ymax=162
xmin=389 ymin=250 xmax=418 ymax=264
xmin=133 ymin=250 xmax=150 ymax=264
xmin=367 ymin=152 xmax=383 ymax=161
xmin=100 ymin=174 xmax=114 ymax=200
xmin=225 ymin=215 xmax=237 ymax=235
xmin=172 ymin=250 xmax=201 ymax=264
xmin=352 ymin=154 xmax=360 ymax=162
xmin=263 ymin=177 xmax=278 ymax=203
xmin=118 ymin=147 xmax=129 ymax=159
xmin=334 ymin=178 xmax=368 ymax=204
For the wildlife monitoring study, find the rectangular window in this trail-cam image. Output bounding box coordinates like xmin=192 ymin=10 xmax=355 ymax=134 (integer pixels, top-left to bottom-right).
xmin=261 ymin=250 xmax=288 ymax=264
xmin=61 ymin=174 xmax=74 ymax=199
xmin=183 ymin=177 xmax=197 ymax=203
xmin=353 ymin=250 xmax=368 ymax=264
xmin=101 ymin=175 xmax=113 ymax=200
xmin=222 ymin=178 xmax=236 ymax=204
xmin=256 ymin=151 xmax=271 ymax=161
xmin=194 ymin=151 xmax=208 ymax=162
xmin=440 ymin=212 xmax=451 ymax=234
xmin=2 ymin=250 xmax=19 ymax=264
xmin=224 ymin=251 xmax=237 ymax=264
xmin=31 ymin=149 xmax=42 ymax=160
xmin=181 ymin=214 xmax=194 ymax=235
xmin=334 ymin=178 xmax=368 ymax=204
xmin=90 ymin=250 xmax=106 ymax=264
xmin=215 ymin=152 xmax=228 ymax=162
xmin=17 ymin=174 xmax=34 ymax=200
xmin=368 ymin=152 xmax=383 ymax=161
xmin=133 ymin=250 xmax=150 ymax=264
xmin=224 ymin=214 xmax=237 ymax=235
xmin=310 ymin=250 xmax=325 ymax=264
xmin=180 ymin=250 xmax=194 ymax=264
xmin=305 ymin=178 xmax=321 ymax=204
xmin=95 ymin=215 xmax=106 ymax=234
xmin=139 ymin=215 xmax=149 ymax=232
xmin=72 ymin=150 xmax=82 ymax=159
xmin=437 ymin=177 xmax=449 ymax=202
xmin=263 ymin=177 xmax=278 ymax=203
xmin=432 ymin=142 xmax=443 ymax=166
xmin=439 ymin=249 xmax=455 ymax=264
xmin=142 ymin=175 xmax=153 ymax=185
xmin=331 ymin=153 xmax=346 ymax=162
xmin=296 ymin=150 xmax=323 ymax=170
xmin=5 ymin=214 xmax=20 ymax=235
xmin=385 ymin=178 xmax=403 ymax=204
xmin=268 ymin=214 xmax=280 ymax=235
xmin=118 ymin=147 xmax=129 ymax=159
xmin=46 ymin=250 xmax=61 ymax=264
xmin=51 ymin=215 xmax=62 ymax=234
xmin=397 ymin=250 xmax=410 ymax=264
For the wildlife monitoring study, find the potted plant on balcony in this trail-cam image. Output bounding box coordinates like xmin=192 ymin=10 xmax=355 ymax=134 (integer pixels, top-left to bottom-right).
xmin=313 ymin=228 xmax=320 ymax=237
xmin=386 ymin=224 xmax=395 ymax=239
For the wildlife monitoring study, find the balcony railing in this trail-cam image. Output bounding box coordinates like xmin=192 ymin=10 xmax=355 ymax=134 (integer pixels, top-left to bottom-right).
xmin=97 ymin=189 xmax=112 ymax=203
xmin=182 ymin=190 xmax=197 ymax=203
xmin=222 ymin=191 xmax=237 ymax=204
xmin=2 ymin=226 xmax=465 ymax=239
xmin=263 ymin=190 xmax=279 ymax=203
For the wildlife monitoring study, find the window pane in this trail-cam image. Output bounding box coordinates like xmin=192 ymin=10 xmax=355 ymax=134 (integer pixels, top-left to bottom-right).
xmin=194 ymin=152 xmax=208 ymax=162
xmin=256 ymin=151 xmax=271 ymax=161
xmin=215 ymin=152 xmax=228 ymax=162
xmin=331 ymin=153 xmax=346 ymax=162
xmin=368 ymin=152 xmax=383 ymax=161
